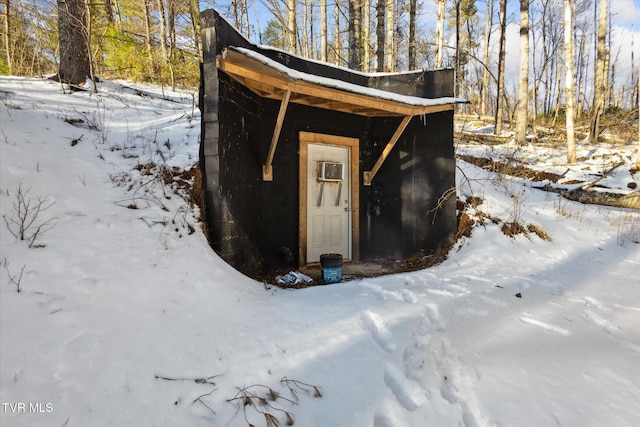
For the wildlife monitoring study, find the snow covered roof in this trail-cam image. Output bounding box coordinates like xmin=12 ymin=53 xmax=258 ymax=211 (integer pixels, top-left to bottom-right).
xmin=216 ymin=47 xmax=466 ymax=117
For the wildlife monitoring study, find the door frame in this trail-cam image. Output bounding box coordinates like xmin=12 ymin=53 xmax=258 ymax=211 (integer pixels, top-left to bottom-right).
xmin=299 ymin=131 xmax=360 ymax=267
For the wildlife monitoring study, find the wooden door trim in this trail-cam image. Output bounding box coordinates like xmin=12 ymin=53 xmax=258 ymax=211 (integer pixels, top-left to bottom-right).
xmin=299 ymin=132 xmax=360 ymax=267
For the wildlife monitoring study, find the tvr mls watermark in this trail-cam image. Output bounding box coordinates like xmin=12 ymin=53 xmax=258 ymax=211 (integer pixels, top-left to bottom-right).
xmin=2 ymin=402 xmax=54 ymax=413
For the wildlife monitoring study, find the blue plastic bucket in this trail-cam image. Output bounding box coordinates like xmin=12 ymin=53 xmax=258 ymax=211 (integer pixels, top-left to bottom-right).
xmin=320 ymin=253 xmax=343 ymax=283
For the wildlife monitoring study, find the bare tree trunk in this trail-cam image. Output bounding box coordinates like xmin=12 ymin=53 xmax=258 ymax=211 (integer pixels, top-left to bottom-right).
xmin=157 ymin=0 xmax=168 ymax=62
xmin=321 ymin=0 xmax=327 ymax=61
xmin=480 ymin=0 xmax=492 ymax=115
xmin=348 ymin=0 xmax=361 ymax=70
xmin=189 ymin=0 xmax=201 ymax=59
xmin=637 ymin=74 xmax=640 ymax=169
xmin=376 ymin=0 xmax=385 ymax=71
xmin=302 ymin=0 xmax=309 ymax=57
xmin=576 ymin=27 xmax=587 ymax=120
xmin=334 ymin=0 xmax=341 ymax=65
xmin=454 ymin=1 xmax=461 ymax=97
xmin=168 ymin=0 xmax=175 ymax=89
xmin=84 ymin=0 xmax=96 ymax=91
xmin=515 ymin=0 xmax=529 ymax=145
xmin=243 ymin=0 xmax=251 ymax=39
xmin=232 ymin=0 xmax=238 ymax=27
xmin=385 ymin=0 xmax=393 ymax=71
xmin=142 ymin=0 xmax=153 ymax=71
xmin=57 ymin=0 xmax=90 ymax=85
xmin=564 ymin=0 xmax=576 ymax=163
xmin=435 ymin=0 xmax=446 ymax=68
xmin=287 ymin=0 xmax=297 ymax=53
xmin=494 ymin=0 xmax=507 ymax=135
xmin=102 ymin=0 xmax=121 ymax=28
xmin=104 ymin=0 xmax=113 ymax=23
xmin=3 ymin=0 xmax=11 ymax=74
xmin=362 ymin=0 xmax=370 ymax=71
xmin=589 ymin=0 xmax=607 ymax=145
xmin=408 ymin=0 xmax=416 ymax=70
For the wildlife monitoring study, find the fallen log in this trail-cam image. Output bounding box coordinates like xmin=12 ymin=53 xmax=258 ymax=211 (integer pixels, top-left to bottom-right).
xmin=536 ymin=185 xmax=640 ymax=210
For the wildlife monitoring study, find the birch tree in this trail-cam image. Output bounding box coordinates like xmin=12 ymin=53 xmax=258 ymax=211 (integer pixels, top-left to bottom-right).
xmin=435 ymin=0 xmax=446 ymax=68
xmin=494 ymin=0 xmax=507 ymax=135
xmin=287 ymin=0 xmax=296 ymax=53
xmin=589 ymin=0 xmax=607 ymax=145
xmin=480 ymin=0 xmax=493 ymax=115
xmin=334 ymin=0 xmax=341 ymax=65
xmin=348 ymin=0 xmax=362 ymax=70
xmin=142 ymin=0 xmax=153 ymax=66
xmin=385 ymin=0 xmax=393 ymax=70
xmin=515 ymin=0 xmax=530 ymax=145
xmin=362 ymin=0 xmax=370 ymax=71
xmin=320 ymin=0 xmax=327 ymax=61
xmin=564 ymin=0 xmax=576 ymax=163
xmin=156 ymin=0 xmax=168 ymax=62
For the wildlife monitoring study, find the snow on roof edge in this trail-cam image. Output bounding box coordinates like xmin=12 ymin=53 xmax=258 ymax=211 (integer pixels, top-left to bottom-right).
xmin=226 ymin=47 xmax=467 ymax=109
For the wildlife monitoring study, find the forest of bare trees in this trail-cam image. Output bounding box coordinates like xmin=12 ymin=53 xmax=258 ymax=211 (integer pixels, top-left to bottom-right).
xmin=1 ymin=0 xmax=639 ymax=150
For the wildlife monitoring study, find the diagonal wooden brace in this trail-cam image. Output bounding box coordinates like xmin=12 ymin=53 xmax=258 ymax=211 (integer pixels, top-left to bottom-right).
xmin=363 ymin=115 xmax=413 ymax=186
xmin=263 ymin=89 xmax=292 ymax=181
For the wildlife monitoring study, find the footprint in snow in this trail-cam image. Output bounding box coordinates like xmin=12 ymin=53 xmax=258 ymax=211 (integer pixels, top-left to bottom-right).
xmin=584 ymin=296 xmax=607 ymax=310
xmin=425 ymin=303 xmax=446 ymax=331
xmin=359 ymin=282 xmax=416 ymax=304
xmin=373 ymin=413 xmax=396 ymax=427
xmin=582 ymin=310 xmax=619 ymax=334
xmin=453 ymin=306 xmax=489 ymax=317
xmin=399 ymin=288 xmax=417 ymax=304
xmin=520 ymin=316 xmax=570 ymax=336
xmin=383 ymin=363 xmax=426 ymax=411
xmin=360 ymin=311 xmax=397 ymax=352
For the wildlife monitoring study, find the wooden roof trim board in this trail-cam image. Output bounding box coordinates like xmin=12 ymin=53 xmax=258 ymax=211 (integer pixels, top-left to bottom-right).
xmin=216 ymin=47 xmax=463 ymax=117
xmin=215 ymin=47 xmax=465 ymax=182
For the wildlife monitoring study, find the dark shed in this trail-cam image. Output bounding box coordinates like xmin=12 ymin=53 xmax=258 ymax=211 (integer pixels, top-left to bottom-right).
xmin=200 ymin=10 xmax=463 ymax=278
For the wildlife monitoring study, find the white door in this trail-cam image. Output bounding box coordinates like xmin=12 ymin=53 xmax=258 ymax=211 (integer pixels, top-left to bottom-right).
xmin=307 ymin=143 xmax=351 ymax=263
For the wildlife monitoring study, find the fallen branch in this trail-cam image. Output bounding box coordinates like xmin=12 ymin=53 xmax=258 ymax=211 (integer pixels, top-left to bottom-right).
xmin=581 ymin=161 xmax=625 ymax=190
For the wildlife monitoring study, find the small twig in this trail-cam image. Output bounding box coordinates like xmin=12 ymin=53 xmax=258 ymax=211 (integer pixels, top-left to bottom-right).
xmin=192 ymin=387 xmax=218 ymax=414
xmin=154 ymin=374 xmax=221 ymax=385
xmin=280 ymin=377 xmax=323 ymax=398
xmin=428 ymin=186 xmax=457 ymax=224
xmin=5 ymin=264 xmax=25 ymax=293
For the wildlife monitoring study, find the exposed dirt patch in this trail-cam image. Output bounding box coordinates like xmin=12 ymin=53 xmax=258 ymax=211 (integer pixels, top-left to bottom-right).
xmin=457 ymin=154 xmax=565 ymax=182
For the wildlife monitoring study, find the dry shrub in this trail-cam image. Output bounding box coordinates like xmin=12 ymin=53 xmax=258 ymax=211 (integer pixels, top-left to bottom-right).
xmin=167 ymin=164 xmax=209 ymax=240
xmin=527 ymin=224 xmax=552 ymax=242
xmin=502 ymin=221 xmax=526 ymax=237
xmin=502 ymin=221 xmax=552 ymax=241
xmin=457 ymin=212 xmax=476 ymax=239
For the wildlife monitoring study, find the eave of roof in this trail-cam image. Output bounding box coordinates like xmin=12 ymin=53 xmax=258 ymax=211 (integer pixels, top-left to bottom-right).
xmin=216 ymin=47 xmax=465 ymax=118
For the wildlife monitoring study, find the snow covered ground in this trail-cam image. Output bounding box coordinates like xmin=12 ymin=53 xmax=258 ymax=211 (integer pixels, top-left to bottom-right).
xmin=1 ymin=76 xmax=639 ymax=427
